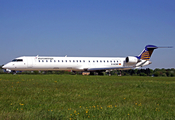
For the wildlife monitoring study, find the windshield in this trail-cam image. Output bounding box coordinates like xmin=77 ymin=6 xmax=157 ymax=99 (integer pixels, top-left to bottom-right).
xmin=12 ymin=59 xmax=23 ymax=62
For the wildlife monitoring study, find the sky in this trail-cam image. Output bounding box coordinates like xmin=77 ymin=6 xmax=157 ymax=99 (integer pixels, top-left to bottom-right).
xmin=0 ymin=0 xmax=175 ymax=69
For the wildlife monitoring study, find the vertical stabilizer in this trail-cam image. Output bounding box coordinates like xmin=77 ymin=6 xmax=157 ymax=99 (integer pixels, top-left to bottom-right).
xmin=137 ymin=45 xmax=158 ymax=60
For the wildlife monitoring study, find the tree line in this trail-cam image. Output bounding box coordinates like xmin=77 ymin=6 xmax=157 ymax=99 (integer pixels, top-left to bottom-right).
xmin=110 ymin=68 xmax=175 ymax=77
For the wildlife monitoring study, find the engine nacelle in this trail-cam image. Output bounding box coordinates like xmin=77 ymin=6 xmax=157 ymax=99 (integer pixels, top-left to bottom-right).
xmin=125 ymin=56 xmax=139 ymax=65
xmin=5 ymin=69 xmax=11 ymax=73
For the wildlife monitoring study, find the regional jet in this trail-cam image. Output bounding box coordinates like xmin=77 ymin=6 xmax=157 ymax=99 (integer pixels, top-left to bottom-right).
xmin=2 ymin=45 xmax=172 ymax=74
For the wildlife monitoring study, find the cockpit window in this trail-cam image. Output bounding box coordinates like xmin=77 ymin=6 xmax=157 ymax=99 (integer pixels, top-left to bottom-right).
xmin=12 ymin=59 xmax=16 ymax=62
xmin=12 ymin=59 xmax=23 ymax=62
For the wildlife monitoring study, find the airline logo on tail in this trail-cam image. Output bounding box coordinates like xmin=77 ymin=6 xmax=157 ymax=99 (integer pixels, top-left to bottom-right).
xmin=137 ymin=45 xmax=158 ymax=60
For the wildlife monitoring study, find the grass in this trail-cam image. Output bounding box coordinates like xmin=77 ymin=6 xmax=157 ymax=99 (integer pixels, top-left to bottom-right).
xmin=0 ymin=74 xmax=175 ymax=119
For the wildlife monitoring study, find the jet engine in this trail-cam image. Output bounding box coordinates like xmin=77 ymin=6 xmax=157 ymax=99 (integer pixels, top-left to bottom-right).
xmin=125 ymin=56 xmax=140 ymax=65
xmin=5 ymin=69 xmax=11 ymax=73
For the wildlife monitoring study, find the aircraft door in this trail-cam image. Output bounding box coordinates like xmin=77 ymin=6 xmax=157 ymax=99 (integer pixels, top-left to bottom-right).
xmin=27 ymin=58 xmax=33 ymax=68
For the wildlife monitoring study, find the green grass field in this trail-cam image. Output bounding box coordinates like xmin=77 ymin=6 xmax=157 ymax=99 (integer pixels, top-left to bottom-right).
xmin=0 ymin=74 xmax=174 ymax=119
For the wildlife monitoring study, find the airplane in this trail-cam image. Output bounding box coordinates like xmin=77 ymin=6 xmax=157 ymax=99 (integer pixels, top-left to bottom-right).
xmin=2 ymin=45 xmax=172 ymax=74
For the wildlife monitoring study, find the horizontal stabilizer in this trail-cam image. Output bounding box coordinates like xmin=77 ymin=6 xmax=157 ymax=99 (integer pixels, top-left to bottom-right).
xmin=155 ymin=46 xmax=173 ymax=48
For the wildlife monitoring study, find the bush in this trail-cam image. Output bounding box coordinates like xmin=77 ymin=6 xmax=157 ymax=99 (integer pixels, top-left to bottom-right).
xmin=162 ymin=73 xmax=167 ymax=77
xmin=154 ymin=71 xmax=160 ymax=77
xmin=139 ymin=73 xmax=147 ymax=76
xmin=170 ymin=73 xmax=174 ymax=77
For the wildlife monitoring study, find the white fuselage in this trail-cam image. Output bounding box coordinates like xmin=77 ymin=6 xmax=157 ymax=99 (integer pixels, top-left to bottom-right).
xmin=3 ymin=56 xmax=152 ymax=72
xmin=3 ymin=56 xmax=130 ymax=71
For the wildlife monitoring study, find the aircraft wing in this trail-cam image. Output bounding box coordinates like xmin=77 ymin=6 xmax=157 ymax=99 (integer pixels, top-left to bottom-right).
xmin=88 ymin=67 xmax=133 ymax=71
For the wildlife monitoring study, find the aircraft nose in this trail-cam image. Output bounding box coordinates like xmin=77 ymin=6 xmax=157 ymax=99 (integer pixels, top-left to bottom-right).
xmin=2 ymin=64 xmax=9 ymax=69
xmin=2 ymin=63 xmax=14 ymax=69
xmin=2 ymin=65 xmax=6 ymax=69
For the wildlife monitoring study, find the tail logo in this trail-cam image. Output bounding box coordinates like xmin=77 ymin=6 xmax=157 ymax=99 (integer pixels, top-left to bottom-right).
xmin=140 ymin=50 xmax=153 ymax=60
xmin=137 ymin=45 xmax=157 ymax=60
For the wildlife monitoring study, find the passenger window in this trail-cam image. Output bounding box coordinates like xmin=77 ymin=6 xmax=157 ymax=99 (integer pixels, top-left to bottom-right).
xmin=58 ymin=60 xmax=60 ymax=62
xmin=97 ymin=60 xmax=98 ymax=62
xmin=39 ymin=60 xmax=40 ymax=62
xmin=100 ymin=60 xmax=102 ymax=62
xmin=110 ymin=60 xmax=112 ymax=63
xmin=73 ymin=60 xmax=75 ymax=62
xmin=42 ymin=60 xmax=44 ymax=62
xmin=107 ymin=60 xmax=109 ymax=62
xmin=77 ymin=60 xmax=78 ymax=62
xmin=46 ymin=60 xmax=48 ymax=62
xmin=69 ymin=60 xmax=71 ymax=62
xmin=54 ymin=60 xmax=56 ymax=62
xmin=104 ymin=60 xmax=105 ymax=62
xmin=62 ymin=60 xmax=64 ymax=62
xmin=50 ymin=60 xmax=52 ymax=62
xmin=83 ymin=60 xmax=85 ymax=62
xmin=89 ymin=60 xmax=90 ymax=62
xmin=65 ymin=60 xmax=67 ymax=62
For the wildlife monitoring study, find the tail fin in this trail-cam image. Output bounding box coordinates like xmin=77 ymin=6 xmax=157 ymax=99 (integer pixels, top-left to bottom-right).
xmin=137 ymin=45 xmax=158 ymax=60
xmin=137 ymin=45 xmax=172 ymax=60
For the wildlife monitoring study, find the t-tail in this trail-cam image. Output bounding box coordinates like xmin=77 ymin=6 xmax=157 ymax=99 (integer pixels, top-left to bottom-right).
xmin=125 ymin=45 xmax=172 ymax=68
xmin=136 ymin=45 xmax=172 ymax=60
xmin=136 ymin=45 xmax=158 ymax=60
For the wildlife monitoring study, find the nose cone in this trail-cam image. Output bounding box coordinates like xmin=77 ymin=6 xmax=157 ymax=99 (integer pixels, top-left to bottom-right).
xmin=2 ymin=65 xmax=6 ymax=69
xmin=2 ymin=63 xmax=11 ymax=69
